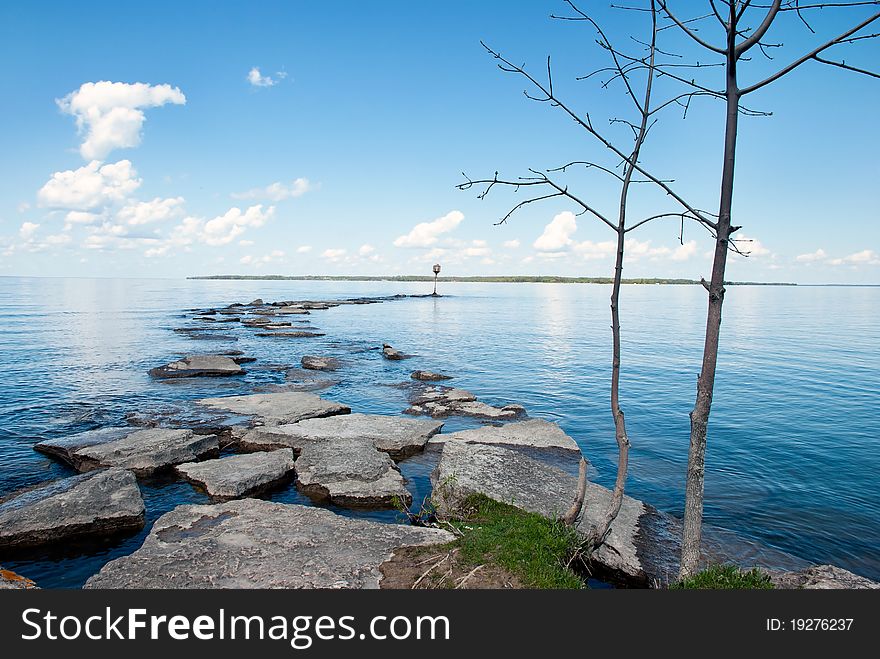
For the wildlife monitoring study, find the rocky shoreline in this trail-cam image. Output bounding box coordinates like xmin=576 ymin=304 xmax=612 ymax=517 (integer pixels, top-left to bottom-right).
xmin=1 ymin=294 xmax=875 ymax=589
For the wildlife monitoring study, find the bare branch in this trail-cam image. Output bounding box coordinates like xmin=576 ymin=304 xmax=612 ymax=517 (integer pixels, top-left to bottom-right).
xmin=657 ymin=1 xmax=727 ymax=53
xmin=736 ymin=1 xmax=783 ymax=56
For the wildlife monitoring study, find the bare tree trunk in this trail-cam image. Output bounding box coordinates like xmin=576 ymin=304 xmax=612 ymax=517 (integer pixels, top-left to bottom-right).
xmin=679 ymin=10 xmax=740 ymax=579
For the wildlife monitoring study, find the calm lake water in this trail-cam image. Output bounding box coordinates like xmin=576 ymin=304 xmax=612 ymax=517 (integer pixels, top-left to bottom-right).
xmin=0 ymin=277 xmax=877 ymax=587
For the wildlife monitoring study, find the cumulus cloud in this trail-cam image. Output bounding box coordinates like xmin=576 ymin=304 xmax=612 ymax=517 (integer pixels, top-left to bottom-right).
xmin=38 ymin=160 xmax=141 ymax=210
xmin=19 ymin=222 xmax=40 ymax=239
xmin=232 ymin=178 xmax=311 ymax=201
xmin=394 ymin=210 xmax=464 ymax=248
xmin=796 ymin=248 xmax=827 ymax=263
xmin=358 ymin=244 xmax=375 ymax=256
xmin=672 ymin=240 xmax=698 ymax=261
xmin=117 ymin=196 xmax=185 ymax=225
xmin=321 ymin=248 xmax=347 ymax=261
xmin=240 ymin=250 xmax=285 ymax=266
xmin=296 ymin=245 xmax=313 ymax=254
xmin=534 ymin=211 xmax=577 ymax=251
xmin=734 ymin=235 xmax=771 ymax=258
xmin=198 ymin=205 xmax=275 ymax=246
xmin=829 ymin=249 xmax=880 ymax=266
xmin=503 ymin=239 xmax=521 ymax=249
xmin=57 ymin=81 xmax=186 ymax=160
xmin=247 ymin=67 xmax=287 ymax=87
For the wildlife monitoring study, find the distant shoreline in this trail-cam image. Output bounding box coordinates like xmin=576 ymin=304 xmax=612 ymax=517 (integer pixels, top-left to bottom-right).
xmin=187 ymin=274 xmax=797 ymax=286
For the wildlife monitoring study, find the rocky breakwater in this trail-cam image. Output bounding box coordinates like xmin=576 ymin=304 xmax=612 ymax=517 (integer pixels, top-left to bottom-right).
xmin=84 ymin=499 xmax=454 ymax=589
xmin=0 ymin=469 xmax=145 ymax=549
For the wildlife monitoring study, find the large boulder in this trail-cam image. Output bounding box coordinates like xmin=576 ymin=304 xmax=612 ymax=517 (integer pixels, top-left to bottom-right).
xmin=176 ymin=450 xmax=296 ymax=499
xmin=239 ymin=413 xmax=443 ymax=460
xmin=72 ymin=429 xmax=219 ymax=476
xmin=0 ymin=469 xmax=145 ymax=550
xmin=430 ymin=441 xmax=679 ymax=586
xmin=34 ymin=427 xmax=133 ymax=468
xmin=148 ymin=355 xmax=244 ymax=378
xmin=429 ymin=419 xmax=579 ymax=454
xmin=296 ymin=438 xmax=411 ymax=508
xmin=769 ymin=565 xmax=879 ymax=589
xmin=197 ymin=392 xmax=350 ymax=426
xmin=84 ymin=499 xmax=453 ymax=588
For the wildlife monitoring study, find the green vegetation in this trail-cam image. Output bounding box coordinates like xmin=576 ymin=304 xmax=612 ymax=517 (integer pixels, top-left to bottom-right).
xmin=443 ymin=494 xmax=585 ymax=589
xmin=670 ymin=564 xmax=774 ymax=590
xmin=188 ymin=274 xmax=795 ymax=285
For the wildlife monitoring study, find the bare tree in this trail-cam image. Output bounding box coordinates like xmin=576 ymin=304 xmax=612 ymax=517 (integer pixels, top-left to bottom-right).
xmin=459 ymin=0 xmax=718 ymax=551
xmin=648 ymin=0 xmax=880 ymax=579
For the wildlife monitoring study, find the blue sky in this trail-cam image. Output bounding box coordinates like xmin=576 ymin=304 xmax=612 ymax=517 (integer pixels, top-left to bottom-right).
xmin=0 ymin=1 xmax=878 ymax=283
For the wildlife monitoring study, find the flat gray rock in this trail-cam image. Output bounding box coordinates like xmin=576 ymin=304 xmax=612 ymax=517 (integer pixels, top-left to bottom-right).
xmin=72 ymin=429 xmax=219 ymax=476
xmin=405 ymin=385 xmax=526 ymax=420
xmin=198 ymin=392 xmax=350 ymax=426
xmin=430 ymin=441 xmax=673 ymax=586
xmin=769 ymin=565 xmax=879 ymax=589
xmin=84 ymin=499 xmax=453 ymax=588
xmin=149 ymin=355 xmax=244 ymax=378
xmin=301 ymin=355 xmax=341 ymax=371
xmin=0 ymin=469 xmax=145 ymax=549
xmin=34 ymin=427 xmax=133 ymax=468
xmin=240 ymin=413 xmax=443 ymax=460
xmin=429 ymin=419 xmax=579 ymax=453
xmin=274 ymin=306 xmax=310 ymax=315
xmin=176 ymin=450 xmax=296 ymax=499
xmin=255 ymin=331 xmax=325 ymax=338
xmin=411 ymin=370 xmax=452 ymax=381
xmin=296 ymin=438 xmax=411 ymax=508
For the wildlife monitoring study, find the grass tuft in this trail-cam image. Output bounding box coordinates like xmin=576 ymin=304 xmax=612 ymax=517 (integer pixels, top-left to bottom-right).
xmin=670 ymin=564 xmax=774 ymax=590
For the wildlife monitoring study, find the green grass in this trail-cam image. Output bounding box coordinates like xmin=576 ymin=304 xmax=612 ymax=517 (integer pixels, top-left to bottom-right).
xmin=670 ymin=564 xmax=774 ymax=590
xmin=446 ymin=494 xmax=585 ymax=589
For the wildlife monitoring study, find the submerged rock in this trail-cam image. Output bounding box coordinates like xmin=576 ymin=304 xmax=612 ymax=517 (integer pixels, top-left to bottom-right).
xmin=239 ymin=413 xmax=443 ymax=460
xmin=198 ymin=392 xmax=350 ymax=426
xmin=411 ymin=370 xmax=452 ymax=381
xmin=769 ymin=565 xmax=879 ymax=589
xmin=0 ymin=567 xmax=38 ymax=589
xmin=148 ymin=355 xmax=244 ymax=378
xmin=84 ymin=499 xmax=453 ymax=589
xmin=34 ymin=427 xmax=133 ymax=468
xmin=301 ymin=355 xmax=341 ymax=371
xmin=275 ymin=306 xmax=310 ymax=315
xmin=176 ymin=449 xmax=296 ymax=499
xmin=429 ymin=419 xmax=579 ymax=453
xmin=382 ymin=344 xmax=410 ymax=360
xmin=0 ymin=469 xmax=145 ymax=550
xmin=430 ymin=441 xmax=678 ymax=586
xmin=295 ymin=438 xmax=411 ymax=508
xmin=255 ymin=331 xmax=325 ymax=338
xmin=404 ymin=385 xmax=526 ymax=420
xmin=72 ymin=428 xmax=219 ymax=476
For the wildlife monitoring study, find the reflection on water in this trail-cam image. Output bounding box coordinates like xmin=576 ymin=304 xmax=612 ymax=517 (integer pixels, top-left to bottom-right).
xmin=0 ymin=277 xmax=878 ymax=586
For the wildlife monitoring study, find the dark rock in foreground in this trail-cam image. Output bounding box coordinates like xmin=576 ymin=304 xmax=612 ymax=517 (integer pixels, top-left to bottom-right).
xmin=176 ymin=450 xmax=296 ymax=499
xmin=84 ymin=499 xmax=453 ymax=588
xmin=301 ymin=355 xmax=341 ymax=371
xmin=411 ymin=370 xmax=452 ymax=381
xmin=382 ymin=344 xmax=410 ymax=360
xmin=769 ymin=565 xmax=879 ymax=589
xmin=239 ymin=413 xmax=443 ymax=460
xmin=148 ymin=355 xmax=244 ymax=378
xmin=0 ymin=469 xmax=145 ymax=550
xmin=72 ymin=429 xmax=220 ymax=476
xmin=198 ymin=392 xmax=350 ymax=426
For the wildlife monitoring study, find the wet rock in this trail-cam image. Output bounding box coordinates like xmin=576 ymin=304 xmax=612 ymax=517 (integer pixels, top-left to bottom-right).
xmin=248 ymin=298 xmax=263 ymax=306
xmin=382 ymin=344 xmax=411 ymax=360
xmin=281 ymin=367 xmax=341 ymax=392
xmin=176 ymin=449 xmax=296 ymax=499
xmin=149 ymin=355 xmax=244 ymax=379
xmin=84 ymin=499 xmax=453 ymax=589
xmin=769 ymin=565 xmax=879 ymax=589
xmin=255 ymin=331 xmax=325 ymax=338
xmin=198 ymin=392 xmax=350 ymax=426
xmin=240 ymin=413 xmax=443 ymax=460
xmin=429 ymin=419 xmax=579 ymax=453
xmin=34 ymin=427 xmax=133 ymax=468
xmin=275 ymin=306 xmax=310 ymax=315
xmin=301 ymin=355 xmax=341 ymax=371
xmin=404 ymin=385 xmax=526 ymax=420
xmin=296 ymin=439 xmax=411 ymax=508
xmin=431 ymin=441 xmax=678 ymax=586
xmin=411 ymin=370 xmax=452 ymax=381
xmin=0 ymin=568 xmax=38 ymax=589
xmin=72 ymin=429 xmax=220 ymax=476
xmin=250 ymin=323 xmax=296 ymax=330
xmin=0 ymin=469 xmax=145 ymax=550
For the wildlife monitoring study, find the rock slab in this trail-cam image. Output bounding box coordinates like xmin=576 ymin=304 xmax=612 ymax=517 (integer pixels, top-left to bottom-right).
xmin=405 ymin=385 xmax=526 ymax=420
xmin=84 ymin=499 xmax=453 ymax=588
xmin=429 ymin=419 xmax=579 ymax=453
xmin=176 ymin=449 xmax=296 ymax=499
xmin=149 ymin=355 xmax=244 ymax=378
xmin=34 ymin=427 xmax=133 ymax=469
xmin=301 ymin=356 xmax=341 ymax=371
xmin=411 ymin=370 xmax=452 ymax=381
xmin=0 ymin=469 xmax=145 ymax=549
xmin=198 ymin=392 xmax=350 ymax=426
xmin=72 ymin=429 xmax=219 ymax=476
xmin=769 ymin=565 xmax=879 ymax=589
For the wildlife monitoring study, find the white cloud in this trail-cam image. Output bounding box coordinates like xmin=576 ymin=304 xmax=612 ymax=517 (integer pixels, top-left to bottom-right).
xmin=534 ymin=211 xmax=577 ymax=251
xmin=572 ymin=239 xmax=616 ymax=260
xmin=38 ymin=160 xmax=141 ymax=210
xmin=19 ymin=222 xmax=39 ymax=239
xmin=503 ymin=239 xmax=521 ymax=249
xmin=358 ymin=244 xmax=375 ymax=256
xmin=464 ymin=245 xmax=491 ymax=257
xmin=57 ymin=81 xmax=186 ymax=160
xmin=247 ymin=67 xmax=287 ymax=87
xmin=735 ymin=234 xmax=771 ymax=257
xmin=65 ymin=211 xmax=101 ymax=226
xmin=117 ymin=196 xmax=185 ymax=225
xmin=394 ymin=210 xmax=464 ymax=248
xmin=199 ymin=204 xmax=275 ymax=246
xmin=672 ymin=240 xmax=698 ymax=261
xmin=296 ymin=245 xmax=313 ymax=254
xmin=240 ymin=249 xmax=285 ymax=266
xmin=45 ymin=233 xmax=72 ymax=246
xmin=232 ymin=178 xmax=311 ymax=201
xmin=796 ymin=248 xmax=827 ymax=263
xmin=829 ymin=249 xmax=880 ymax=266
xmin=321 ymin=248 xmax=347 ymax=261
